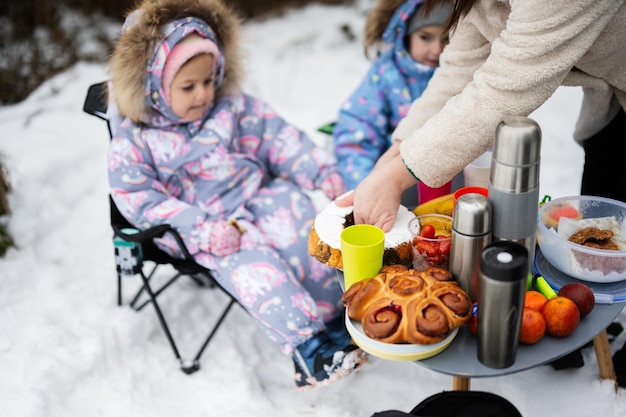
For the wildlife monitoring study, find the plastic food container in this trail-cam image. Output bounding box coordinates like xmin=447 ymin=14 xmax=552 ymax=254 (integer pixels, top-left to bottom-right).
xmin=536 ymin=195 xmax=626 ymax=283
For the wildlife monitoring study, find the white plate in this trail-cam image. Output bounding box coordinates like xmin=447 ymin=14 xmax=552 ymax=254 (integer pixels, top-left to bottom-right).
xmin=345 ymin=311 xmax=458 ymax=361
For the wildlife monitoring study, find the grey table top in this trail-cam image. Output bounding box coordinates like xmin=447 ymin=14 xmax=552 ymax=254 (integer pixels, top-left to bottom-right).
xmin=417 ymin=301 xmax=624 ymax=378
xmin=336 ymin=270 xmax=625 ymax=378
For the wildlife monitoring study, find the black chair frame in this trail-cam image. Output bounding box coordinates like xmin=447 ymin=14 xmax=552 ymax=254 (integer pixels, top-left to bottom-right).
xmin=83 ymin=82 xmax=237 ymax=374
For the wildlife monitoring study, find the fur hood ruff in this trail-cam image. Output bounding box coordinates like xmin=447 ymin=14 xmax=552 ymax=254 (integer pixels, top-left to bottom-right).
xmin=108 ymin=0 xmax=242 ymax=123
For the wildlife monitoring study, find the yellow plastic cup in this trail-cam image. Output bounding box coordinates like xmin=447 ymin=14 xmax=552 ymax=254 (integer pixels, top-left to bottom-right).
xmin=340 ymin=224 xmax=385 ymax=290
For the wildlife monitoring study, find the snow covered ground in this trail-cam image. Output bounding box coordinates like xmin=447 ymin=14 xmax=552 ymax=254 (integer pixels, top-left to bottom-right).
xmin=1 ymin=2 xmax=625 ymax=416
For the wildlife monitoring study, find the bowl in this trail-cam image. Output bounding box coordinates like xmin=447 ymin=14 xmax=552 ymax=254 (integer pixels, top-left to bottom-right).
xmin=537 ymin=195 xmax=626 ymax=283
xmin=408 ymin=214 xmax=453 ymax=271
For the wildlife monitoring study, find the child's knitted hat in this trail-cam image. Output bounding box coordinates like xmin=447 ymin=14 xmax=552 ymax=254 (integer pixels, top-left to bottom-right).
xmin=162 ymin=33 xmax=221 ymax=103
xmin=407 ymin=3 xmax=451 ymax=34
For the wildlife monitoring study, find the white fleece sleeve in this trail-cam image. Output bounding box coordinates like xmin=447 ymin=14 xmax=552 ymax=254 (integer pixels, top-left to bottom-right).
xmin=392 ymin=18 xmax=489 ymax=142
xmin=396 ymin=0 xmax=621 ymax=188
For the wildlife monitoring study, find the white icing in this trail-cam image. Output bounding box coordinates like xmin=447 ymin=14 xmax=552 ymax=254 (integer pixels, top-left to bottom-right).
xmin=314 ymin=201 xmax=415 ymax=250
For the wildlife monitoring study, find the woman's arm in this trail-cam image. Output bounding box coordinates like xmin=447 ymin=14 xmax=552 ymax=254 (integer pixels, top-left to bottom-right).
xmin=397 ymin=0 xmax=621 ymax=188
xmin=371 ymin=140 xmax=400 ymax=171
xmin=346 ymin=0 xmax=621 ymax=230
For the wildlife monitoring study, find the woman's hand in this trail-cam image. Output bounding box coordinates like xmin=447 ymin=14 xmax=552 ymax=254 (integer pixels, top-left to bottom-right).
xmin=352 ymin=175 xmax=402 ymax=232
xmin=337 ymin=155 xmax=417 ymax=232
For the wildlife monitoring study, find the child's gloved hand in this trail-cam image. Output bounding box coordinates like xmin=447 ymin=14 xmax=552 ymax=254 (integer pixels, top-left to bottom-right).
xmin=209 ymin=220 xmax=242 ymax=257
xmin=319 ymin=172 xmax=347 ymax=200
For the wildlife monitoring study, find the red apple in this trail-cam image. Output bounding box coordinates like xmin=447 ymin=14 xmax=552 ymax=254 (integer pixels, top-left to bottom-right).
xmin=558 ymin=283 xmax=595 ymax=317
xmin=541 ymin=296 xmax=580 ymax=337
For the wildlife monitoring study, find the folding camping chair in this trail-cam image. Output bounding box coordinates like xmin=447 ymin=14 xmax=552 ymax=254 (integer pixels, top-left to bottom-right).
xmin=83 ymin=81 xmax=237 ymax=374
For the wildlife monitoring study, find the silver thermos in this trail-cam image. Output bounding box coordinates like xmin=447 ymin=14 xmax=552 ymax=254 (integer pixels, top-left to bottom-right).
xmin=488 ymin=116 xmax=541 ymax=273
xmin=477 ymin=240 xmax=528 ymax=369
xmin=450 ymin=193 xmax=491 ymax=302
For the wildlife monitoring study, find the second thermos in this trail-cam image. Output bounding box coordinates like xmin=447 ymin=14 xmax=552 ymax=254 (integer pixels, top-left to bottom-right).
xmin=450 ymin=193 xmax=491 ymax=302
xmin=477 ymin=241 xmax=528 ymax=369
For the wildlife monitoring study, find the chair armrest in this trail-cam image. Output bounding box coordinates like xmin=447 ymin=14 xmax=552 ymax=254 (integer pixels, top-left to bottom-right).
xmin=112 ymin=224 xmax=196 ymax=263
xmin=113 ymin=224 xmax=171 ymax=242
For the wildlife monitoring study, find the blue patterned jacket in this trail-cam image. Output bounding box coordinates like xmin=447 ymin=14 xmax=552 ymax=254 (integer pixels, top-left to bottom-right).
xmin=333 ymin=0 xmax=436 ymax=190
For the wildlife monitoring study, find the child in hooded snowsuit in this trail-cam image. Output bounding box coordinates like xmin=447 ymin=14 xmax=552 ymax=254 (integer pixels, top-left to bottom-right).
xmin=107 ymin=0 xmax=366 ymax=390
xmin=333 ymin=0 xmax=451 ymax=205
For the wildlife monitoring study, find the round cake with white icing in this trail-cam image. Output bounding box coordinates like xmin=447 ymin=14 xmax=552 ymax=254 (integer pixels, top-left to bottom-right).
xmin=308 ymin=200 xmax=415 ymax=269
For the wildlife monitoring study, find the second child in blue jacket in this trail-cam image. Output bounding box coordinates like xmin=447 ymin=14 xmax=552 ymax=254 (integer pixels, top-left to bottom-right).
xmin=333 ymin=0 xmax=451 ymax=203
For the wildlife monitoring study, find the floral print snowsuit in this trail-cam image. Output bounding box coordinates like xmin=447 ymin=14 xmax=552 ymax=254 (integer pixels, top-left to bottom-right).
xmin=108 ymin=17 xmax=344 ymax=354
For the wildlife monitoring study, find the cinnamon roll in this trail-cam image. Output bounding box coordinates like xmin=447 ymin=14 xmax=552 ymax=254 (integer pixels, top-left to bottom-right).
xmin=342 ymin=264 xmax=472 ymax=345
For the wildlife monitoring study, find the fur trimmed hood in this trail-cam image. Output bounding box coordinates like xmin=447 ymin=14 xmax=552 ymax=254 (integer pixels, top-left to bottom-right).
xmin=108 ymin=0 xmax=242 ymax=123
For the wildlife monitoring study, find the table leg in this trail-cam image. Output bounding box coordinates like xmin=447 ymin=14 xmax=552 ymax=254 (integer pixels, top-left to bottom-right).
xmin=592 ymin=329 xmax=618 ymax=392
xmin=452 ymin=376 xmax=470 ymax=391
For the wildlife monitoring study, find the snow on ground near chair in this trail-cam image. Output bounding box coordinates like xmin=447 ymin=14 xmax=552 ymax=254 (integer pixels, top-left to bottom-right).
xmin=0 ymin=2 xmax=625 ymax=417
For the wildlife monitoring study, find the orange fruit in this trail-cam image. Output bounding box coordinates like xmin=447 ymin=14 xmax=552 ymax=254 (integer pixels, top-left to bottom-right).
xmin=524 ymin=290 xmax=548 ymax=311
xmin=541 ymin=296 xmax=580 ymax=337
xmin=519 ymin=307 xmax=546 ymax=344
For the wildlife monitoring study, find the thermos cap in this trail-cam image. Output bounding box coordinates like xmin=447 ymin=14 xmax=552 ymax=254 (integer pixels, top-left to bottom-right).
xmin=453 ymin=194 xmax=491 ymax=236
xmin=480 ymin=241 xmax=528 ymax=281
xmin=493 ymin=116 xmax=541 ymax=167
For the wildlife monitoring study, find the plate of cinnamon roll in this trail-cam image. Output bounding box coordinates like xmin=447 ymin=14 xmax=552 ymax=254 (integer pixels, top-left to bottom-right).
xmin=341 ymin=264 xmax=473 ymax=361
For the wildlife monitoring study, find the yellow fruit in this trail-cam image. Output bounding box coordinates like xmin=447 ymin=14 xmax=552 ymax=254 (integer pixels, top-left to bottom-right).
xmin=413 ymin=193 xmax=455 ymax=217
